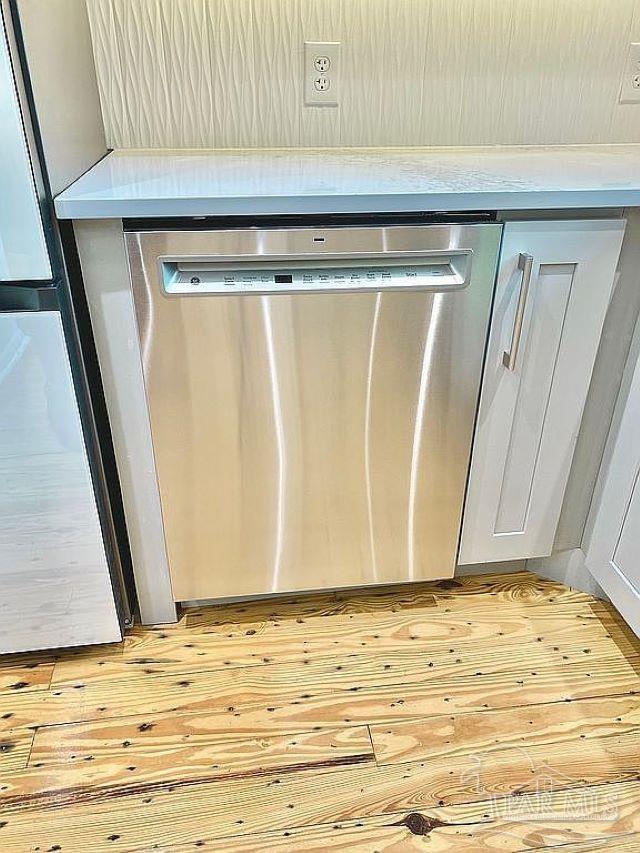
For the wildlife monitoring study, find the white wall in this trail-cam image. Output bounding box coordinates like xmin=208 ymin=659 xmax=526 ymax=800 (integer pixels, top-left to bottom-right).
xmin=18 ymin=0 xmax=107 ymax=195
xmin=86 ymin=0 xmax=640 ymax=150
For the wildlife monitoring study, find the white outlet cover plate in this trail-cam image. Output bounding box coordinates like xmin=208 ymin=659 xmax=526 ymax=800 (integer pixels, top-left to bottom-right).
xmin=619 ymin=42 xmax=640 ymax=103
xmin=304 ymin=41 xmax=340 ymax=107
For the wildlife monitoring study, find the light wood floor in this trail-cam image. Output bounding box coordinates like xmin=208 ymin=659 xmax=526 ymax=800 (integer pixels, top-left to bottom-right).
xmin=0 ymin=571 xmax=639 ymax=851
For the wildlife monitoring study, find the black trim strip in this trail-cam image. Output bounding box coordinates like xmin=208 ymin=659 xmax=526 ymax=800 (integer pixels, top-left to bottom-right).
xmin=124 ymin=210 xmax=497 ymax=232
xmin=60 ymin=221 xmax=138 ymax=618
xmin=0 ymin=283 xmax=59 ymax=312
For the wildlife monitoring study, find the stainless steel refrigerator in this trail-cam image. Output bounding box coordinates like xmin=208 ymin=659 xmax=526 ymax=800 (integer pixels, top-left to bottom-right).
xmin=0 ymin=3 xmax=130 ymax=652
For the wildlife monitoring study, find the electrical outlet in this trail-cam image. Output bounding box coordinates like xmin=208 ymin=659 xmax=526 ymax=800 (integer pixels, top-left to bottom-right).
xmin=619 ymin=43 xmax=640 ymax=103
xmin=304 ymin=41 xmax=340 ymax=106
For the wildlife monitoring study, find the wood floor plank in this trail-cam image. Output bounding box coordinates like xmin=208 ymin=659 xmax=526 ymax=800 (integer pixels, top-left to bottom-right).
xmin=1 ymin=738 xmax=638 ymax=850
xmin=153 ymin=599 xmax=600 ymax=642
xmin=176 ymin=573 xmax=591 ymax=634
xmin=0 ymin=658 xmax=55 ymax=693
xmin=184 ymin=591 xmax=343 ymax=629
xmin=335 ymin=570 xmax=590 ymax=605
xmin=369 ymin=693 xmax=640 ymax=765
xmin=51 ymin=604 xmax=611 ymax=685
xmin=1 ymin=727 xmax=372 ymax=807
xmin=41 ymin=637 xmax=621 ymax=732
xmin=50 ymin=613 xmax=617 ymax=688
xmin=208 ymin=813 xmax=465 ymax=852
xmin=0 ymin=658 xmax=54 ymax=694
xmin=155 ymin=812 xmax=509 ymax=852
xmin=183 ymin=569 xmax=575 ymax=633
xmin=36 ymin=642 xmax=618 ymax=764
xmin=427 ymin=780 xmax=640 ymax=850
xmin=435 ymin=596 xmax=599 ymax=620
xmin=186 ymin=589 xmax=437 ymax=630
xmin=135 ymin=601 xmax=607 ymax=643
xmin=0 ymin=728 xmax=34 ymax=772
xmin=535 ymin=835 xmax=640 ymax=851
xmin=174 ymin=821 xmax=640 ymax=853
xmin=25 ymin=653 xmax=639 ymax=759
xmin=50 ymin=642 xmax=126 ymax=686
xmin=428 ymin=572 xmax=595 ymax=605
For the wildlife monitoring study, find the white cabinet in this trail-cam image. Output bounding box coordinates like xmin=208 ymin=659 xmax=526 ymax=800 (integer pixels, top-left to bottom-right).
xmin=585 ymin=341 xmax=640 ymax=637
xmin=459 ymin=220 xmax=625 ymax=565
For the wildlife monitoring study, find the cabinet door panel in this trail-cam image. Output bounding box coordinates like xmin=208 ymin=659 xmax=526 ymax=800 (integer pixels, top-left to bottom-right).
xmin=586 ymin=347 xmax=640 ymax=636
xmin=494 ymin=262 xmax=574 ymax=534
xmin=613 ymin=471 xmax=640 ymax=589
xmin=460 ymin=220 xmax=625 ymax=565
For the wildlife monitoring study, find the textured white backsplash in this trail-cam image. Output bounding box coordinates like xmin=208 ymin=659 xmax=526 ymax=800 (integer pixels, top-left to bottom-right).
xmin=86 ymin=0 xmax=640 ymax=149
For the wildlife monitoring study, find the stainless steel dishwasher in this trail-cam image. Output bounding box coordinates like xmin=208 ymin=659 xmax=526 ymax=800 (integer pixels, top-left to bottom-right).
xmin=126 ymin=221 xmax=502 ymax=602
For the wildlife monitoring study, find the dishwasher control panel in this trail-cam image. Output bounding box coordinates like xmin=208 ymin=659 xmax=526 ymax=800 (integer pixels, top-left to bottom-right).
xmin=162 ymin=255 xmax=471 ymax=296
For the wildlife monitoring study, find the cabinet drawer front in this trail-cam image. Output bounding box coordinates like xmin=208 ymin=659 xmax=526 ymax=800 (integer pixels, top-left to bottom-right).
xmin=460 ymin=219 xmax=626 ymax=565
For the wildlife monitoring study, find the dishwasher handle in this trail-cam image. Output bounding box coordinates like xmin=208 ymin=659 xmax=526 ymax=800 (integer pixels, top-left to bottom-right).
xmin=503 ymin=253 xmax=534 ymax=371
xmin=161 ymin=251 xmax=475 ymax=297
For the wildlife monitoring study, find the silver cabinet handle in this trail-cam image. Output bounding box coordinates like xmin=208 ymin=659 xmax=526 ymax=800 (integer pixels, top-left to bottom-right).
xmin=503 ymin=253 xmax=534 ymax=371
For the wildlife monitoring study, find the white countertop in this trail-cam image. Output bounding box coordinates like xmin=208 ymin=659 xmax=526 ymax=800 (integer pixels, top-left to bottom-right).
xmin=55 ymin=145 xmax=640 ymax=219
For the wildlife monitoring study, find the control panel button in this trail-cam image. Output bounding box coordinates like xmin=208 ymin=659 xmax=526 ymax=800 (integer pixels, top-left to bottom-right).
xmin=169 ymin=263 xmax=453 ymax=295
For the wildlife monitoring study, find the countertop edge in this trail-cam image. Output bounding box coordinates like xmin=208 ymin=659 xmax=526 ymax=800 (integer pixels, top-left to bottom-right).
xmin=55 ymin=188 xmax=640 ymax=220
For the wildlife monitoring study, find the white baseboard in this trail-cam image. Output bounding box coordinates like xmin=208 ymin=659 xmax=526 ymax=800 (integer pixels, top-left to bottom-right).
xmin=527 ymin=548 xmax=609 ymax=599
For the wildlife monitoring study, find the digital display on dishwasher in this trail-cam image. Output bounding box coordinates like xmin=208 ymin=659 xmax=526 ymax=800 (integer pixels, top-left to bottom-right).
xmin=163 ymin=260 xmax=467 ymax=295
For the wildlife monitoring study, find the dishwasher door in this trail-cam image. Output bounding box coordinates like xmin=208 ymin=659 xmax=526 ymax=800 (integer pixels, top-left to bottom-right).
xmin=127 ymin=224 xmax=501 ymax=601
